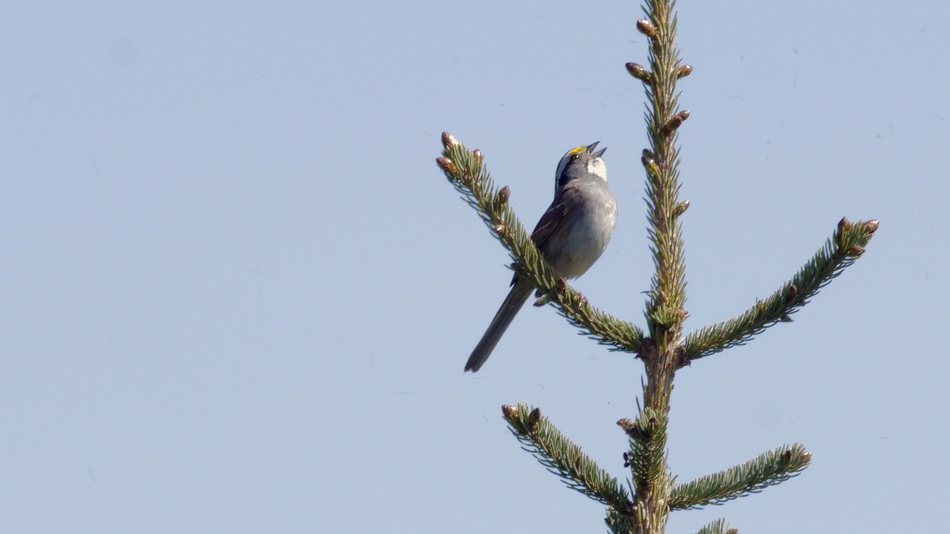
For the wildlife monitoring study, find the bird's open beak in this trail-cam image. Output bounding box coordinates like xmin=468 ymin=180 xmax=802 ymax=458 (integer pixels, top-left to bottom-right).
xmin=587 ymin=141 xmax=607 ymax=159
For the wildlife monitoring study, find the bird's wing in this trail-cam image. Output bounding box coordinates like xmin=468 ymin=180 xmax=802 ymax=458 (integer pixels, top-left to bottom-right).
xmin=530 ymin=198 xmax=571 ymax=251
xmin=506 ymin=200 xmax=569 ymax=289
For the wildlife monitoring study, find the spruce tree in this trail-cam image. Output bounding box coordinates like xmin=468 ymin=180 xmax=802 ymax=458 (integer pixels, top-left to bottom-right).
xmin=436 ymin=2 xmax=877 ymax=532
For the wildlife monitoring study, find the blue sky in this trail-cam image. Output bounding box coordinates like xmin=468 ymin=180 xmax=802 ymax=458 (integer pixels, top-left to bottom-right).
xmin=1 ymin=1 xmax=948 ymax=533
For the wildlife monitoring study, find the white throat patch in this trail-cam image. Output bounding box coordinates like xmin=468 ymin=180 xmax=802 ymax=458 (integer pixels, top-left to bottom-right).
xmin=587 ymin=157 xmax=607 ymax=181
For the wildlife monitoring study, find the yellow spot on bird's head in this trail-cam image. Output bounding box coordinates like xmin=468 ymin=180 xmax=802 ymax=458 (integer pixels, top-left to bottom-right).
xmin=567 ymin=146 xmax=586 ymax=156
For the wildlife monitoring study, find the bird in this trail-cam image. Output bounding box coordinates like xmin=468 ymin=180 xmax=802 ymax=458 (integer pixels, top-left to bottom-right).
xmin=465 ymin=142 xmax=618 ymax=372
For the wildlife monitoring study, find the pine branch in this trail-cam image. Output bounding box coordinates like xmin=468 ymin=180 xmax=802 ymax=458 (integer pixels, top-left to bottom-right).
xmin=618 ymin=409 xmax=669 ymax=499
xmin=606 ymin=508 xmax=638 ymax=534
xmin=693 ymin=518 xmax=735 ymax=534
xmin=669 ymin=444 xmax=811 ymax=510
xmin=633 ymin=0 xmax=692 ymax=354
xmin=615 ymin=408 xmax=674 ymax=531
xmin=436 ymin=134 xmax=645 ymax=353
xmin=502 ymin=404 xmax=632 ymax=512
xmin=682 ymin=219 xmax=879 ymax=363
xmin=622 ymin=2 xmax=692 ymax=531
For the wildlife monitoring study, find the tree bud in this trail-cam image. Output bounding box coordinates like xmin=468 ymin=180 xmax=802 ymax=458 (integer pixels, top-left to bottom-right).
xmin=496 ymin=186 xmax=510 ymax=205
xmin=637 ymin=19 xmax=658 ymax=38
xmin=663 ymin=110 xmax=690 ymax=133
xmin=441 ymin=131 xmax=457 ymax=149
xmin=625 ymin=62 xmax=651 ymax=83
xmin=436 ymin=157 xmax=456 ymax=174
xmin=675 ymin=200 xmax=690 ymax=216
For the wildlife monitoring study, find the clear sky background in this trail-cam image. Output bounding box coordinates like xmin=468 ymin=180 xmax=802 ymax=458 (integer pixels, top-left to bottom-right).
xmin=1 ymin=1 xmax=947 ymax=533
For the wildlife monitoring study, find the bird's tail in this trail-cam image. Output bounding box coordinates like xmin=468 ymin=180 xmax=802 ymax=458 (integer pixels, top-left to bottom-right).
xmin=464 ymin=279 xmax=533 ymax=372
